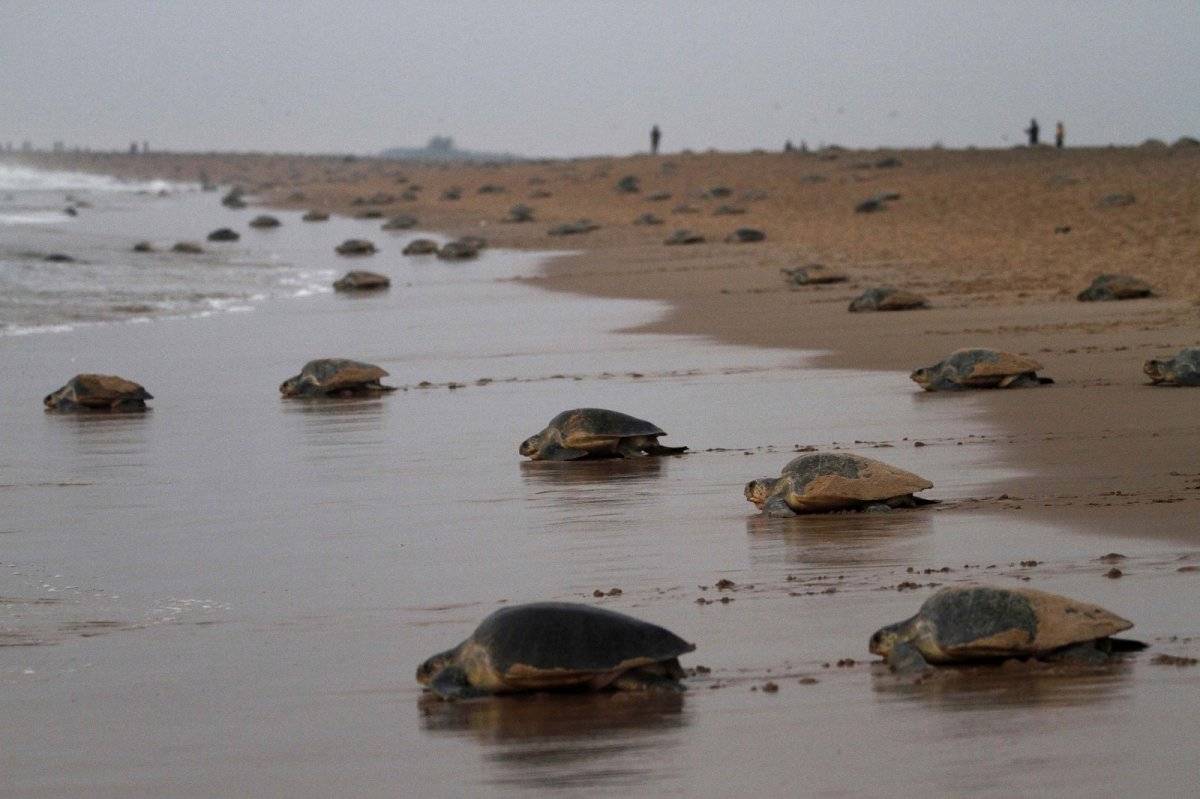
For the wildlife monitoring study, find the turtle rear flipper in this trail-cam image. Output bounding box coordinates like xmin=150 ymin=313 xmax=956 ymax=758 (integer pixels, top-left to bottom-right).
xmin=642 ymin=442 xmax=687 ymax=456
xmin=429 ymin=666 xmax=488 ymax=700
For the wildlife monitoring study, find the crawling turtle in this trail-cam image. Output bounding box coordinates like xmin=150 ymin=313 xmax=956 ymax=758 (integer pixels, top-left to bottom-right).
xmin=44 ymin=374 xmax=152 ymax=412
xmin=207 ymin=227 xmax=240 ymax=242
xmin=402 ymin=238 xmax=439 ymax=255
xmin=1144 ymin=347 xmax=1200 ymax=386
xmin=725 ymin=228 xmax=765 ymax=243
xmin=745 ymin=452 xmax=934 ymax=516
xmin=437 ymin=239 xmax=480 ymax=260
xmin=1077 ymin=273 xmax=1154 ymax=301
xmin=664 ymin=229 xmax=704 ymax=245
xmin=781 ymin=264 xmax=847 ymax=285
xmin=520 ymin=408 xmax=687 ymax=461
xmin=911 ymin=348 xmax=1053 ymax=391
xmin=249 ymin=215 xmax=281 ymax=229
xmin=381 ymin=215 xmax=418 ymax=230
xmin=417 ymin=602 xmax=695 ymax=699
xmin=335 ymin=239 xmax=376 ymax=256
xmin=869 ymin=585 xmax=1145 ymax=673
xmin=548 ymin=220 xmax=600 ymax=236
xmin=332 ymin=270 xmax=390 ymax=292
xmin=848 ymin=287 xmax=928 ymax=312
xmin=279 ymin=358 xmax=396 ymax=398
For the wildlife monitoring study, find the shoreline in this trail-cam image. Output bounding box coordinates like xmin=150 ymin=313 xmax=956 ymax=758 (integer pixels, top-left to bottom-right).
xmin=8 ymin=147 xmax=1200 ymax=542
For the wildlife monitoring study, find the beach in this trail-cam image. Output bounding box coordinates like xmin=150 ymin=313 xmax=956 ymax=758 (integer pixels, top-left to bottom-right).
xmin=1 ymin=149 xmax=1198 ymax=797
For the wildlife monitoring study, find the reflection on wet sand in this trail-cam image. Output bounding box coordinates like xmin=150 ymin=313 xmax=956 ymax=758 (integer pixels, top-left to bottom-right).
xmin=419 ymin=691 xmax=687 ymax=791
xmin=519 ymin=456 xmax=667 ymax=489
xmin=870 ymin=660 xmax=1131 ymax=711
xmin=744 ymin=510 xmax=933 ymax=568
xmin=41 ymin=410 xmax=151 ymax=460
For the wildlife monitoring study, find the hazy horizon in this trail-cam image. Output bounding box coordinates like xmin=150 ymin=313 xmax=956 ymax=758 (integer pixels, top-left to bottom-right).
xmin=4 ymin=1 xmax=1198 ymax=158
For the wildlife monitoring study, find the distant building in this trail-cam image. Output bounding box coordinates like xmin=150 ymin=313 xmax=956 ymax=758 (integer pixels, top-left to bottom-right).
xmin=380 ymin=135 xmax=521 ymax=163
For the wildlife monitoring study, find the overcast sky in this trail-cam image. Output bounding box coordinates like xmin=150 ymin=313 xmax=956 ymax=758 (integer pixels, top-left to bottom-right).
xmin=3 ymin=1 xmax=1197 ymax=157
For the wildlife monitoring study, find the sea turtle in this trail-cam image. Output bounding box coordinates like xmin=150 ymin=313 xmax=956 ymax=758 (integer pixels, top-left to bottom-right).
xmin=1144 ymin=347 xmax=1200 ymax=386
xmin=402 ymin=238 xmax=439 ymax=255
xmin=519 ymin=408 xmax=687 ymax=461
xmin=44 ymin=374 xmax=152 ymax=412
xmin=869 ymin=585 xmax=1145 ymax=673
xmin=664 ymin=229 xmax=704 ymax=245
xmin=171 ymin=241 xmax=204 ymax=254
xmin=781 ymin=264 xmax=847 ymax=285
xmin=910 ymin=348 xmax=1054 ymax=391
xmin=279 ymin=358 xmax=396 ymax=398
xmin=335 ymin=239 xmax=376 ymax=256
xmin=417 ymin=602 xmax=695 ymax=699
xmin=437 ymin=240 xmax=480 ymax=260
xmin=381 ymin=215 xmax=418 ymax=231
xmin=848 ymin=287 xmax=929 ymax=312
xmin=633 ymin=213 xmax=664 ymax=226
xmin=132 ymin=241 xmax=155 ymax=253
xmin=301 ymin=210 xmax=330 ymax=222
xmin=548 ymin=220 xmax=600 ymax=236
xmin=1077 ymin=273 xmax=1154 ymax=302
xmin=332 ymin=271 xmax=390 ymax=292
xmin=725 ymin=228 xmax=765 ymax=243
xmin=249 ymin=215 xmax=281 ymax=229
xmin=744 ymin=452 xmax=934 ymax=516
xmin=503 ymin=204 xmax=535 ymax=223
xmin=207 ymin=227 xmax=240 ymax=242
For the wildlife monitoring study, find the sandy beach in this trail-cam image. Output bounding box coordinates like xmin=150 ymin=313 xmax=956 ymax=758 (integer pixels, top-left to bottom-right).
xmin=2 ymin=148 xmax=1199 ymax=797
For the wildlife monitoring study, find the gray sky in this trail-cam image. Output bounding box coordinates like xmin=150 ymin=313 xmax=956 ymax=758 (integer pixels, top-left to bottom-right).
xmin=3 ymin=1 xmax=1197 ymax=157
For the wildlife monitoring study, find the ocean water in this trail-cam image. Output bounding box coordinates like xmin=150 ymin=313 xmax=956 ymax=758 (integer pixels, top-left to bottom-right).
xmin=0 ymin=163 xmax=332 ymax=335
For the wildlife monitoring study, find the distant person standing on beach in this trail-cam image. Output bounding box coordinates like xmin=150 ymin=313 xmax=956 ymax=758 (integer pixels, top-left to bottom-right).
xmin=1026 ymin=118 xmax=1040 ymax=146
xmin=650 ymin=125 xmax=661 ymax=155
xmin=1055 ymin=121 xmax=1065 ymax=149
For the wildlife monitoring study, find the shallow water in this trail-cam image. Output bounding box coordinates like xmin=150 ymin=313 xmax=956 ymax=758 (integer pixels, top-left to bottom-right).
xmin=1 ymin=188 xmax=1197 ymax=798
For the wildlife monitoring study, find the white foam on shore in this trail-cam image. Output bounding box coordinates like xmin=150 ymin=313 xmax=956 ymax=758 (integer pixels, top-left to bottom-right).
xmin=0 ymin=163 xmax=190 ymax=194
xmin=0 ymin=212 xmax=68 ymax=225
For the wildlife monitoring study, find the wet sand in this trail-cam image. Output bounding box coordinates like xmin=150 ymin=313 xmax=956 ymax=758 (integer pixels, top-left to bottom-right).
xmin=1 ymin=153 xmax=1199 ymax=797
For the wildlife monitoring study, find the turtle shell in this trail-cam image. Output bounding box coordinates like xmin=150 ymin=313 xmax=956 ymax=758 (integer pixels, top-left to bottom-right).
xmin=281 ymin=358 xmax=392 ymax=396
xmin=549 ymin=408 xmax=667 ymax=447
xmin=45 ymin=374 xmax=152 ymax=410
xmin=778 ymin=452 xmax=932 ymax=511
xmin=333 ymin=271 xmax=390 ymax=291
xmin=928 ymin=348 xmax=1044 ymax=389
xmin=848 ymin=287 xmax=928 ymax=312
xmin=469 ymin=602 xmax=694 ymax=687
xmin=1077 ymin=273 xmax=1154 ymax=302
xmin=915 ymin=586 xmax=1132 ymax=660
xmin=1145 ymin=348 xmax=1200 ymax=386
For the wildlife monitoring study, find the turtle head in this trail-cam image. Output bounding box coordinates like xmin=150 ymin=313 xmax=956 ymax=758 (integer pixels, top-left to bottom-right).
xmin=279 ymin=375 xmax=303 ymax=397
xmin=909 ymin=365 xmax=935 ymax=390
xmin=743 ymin=478 xmax=778 ymax=509
xmin=416 ymin=645 xmax=462 ymax=686
xmin=869 ymin=618 xmax=916 ymax=659
xmin=518 ymin=431 xmax=544 ymax=458
xmin=1143 ymin=359 xmax=1167 ymax=383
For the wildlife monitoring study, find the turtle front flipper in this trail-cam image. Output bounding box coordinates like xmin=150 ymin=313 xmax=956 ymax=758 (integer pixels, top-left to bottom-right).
xmin=538 ymin=441 xmax=593 ymax=461
xmin=886 ymin=641 xmax=931 ymax=674
xmin=763 ymin=495 xmax=798 ymax=517
xmin=429 ymin=665 xmax=489 ymax=700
